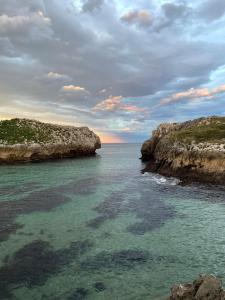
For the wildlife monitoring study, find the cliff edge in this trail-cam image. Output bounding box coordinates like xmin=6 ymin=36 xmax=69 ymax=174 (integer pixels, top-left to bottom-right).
xmin=141 ymin=116 xmax=225 ymax=185
xmin=0 ymin=118 xmax=101 ymax=163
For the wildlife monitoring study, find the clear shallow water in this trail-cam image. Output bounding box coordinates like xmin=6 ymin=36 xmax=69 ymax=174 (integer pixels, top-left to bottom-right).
xmin=0 ymin=144 xmax=225 ymax=300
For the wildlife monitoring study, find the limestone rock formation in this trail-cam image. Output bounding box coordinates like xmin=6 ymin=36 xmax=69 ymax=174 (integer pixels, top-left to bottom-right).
xmin=0 ymin=118 xmax=101 ymax=163
xmin=167 ymin=274 xmax=225 ymax=300
xmin=141 ymin=116 xmax=225 ymax=185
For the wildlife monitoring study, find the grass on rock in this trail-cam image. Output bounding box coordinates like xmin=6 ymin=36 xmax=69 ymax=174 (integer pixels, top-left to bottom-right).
xmin=169 ymin=117 xmax=225 ymax=144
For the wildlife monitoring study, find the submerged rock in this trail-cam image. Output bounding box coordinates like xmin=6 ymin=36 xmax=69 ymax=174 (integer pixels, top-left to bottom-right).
xmin=167 ymin=274 xmax=225 ymax=300
xmin=141 ymin=116 xmax=225 ymax=185
xmin=0 ymin=118 xmax=101 ymax=163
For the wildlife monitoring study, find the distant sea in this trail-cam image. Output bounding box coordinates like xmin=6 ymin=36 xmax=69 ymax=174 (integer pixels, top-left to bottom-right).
xmin=0 ymin=144 xmax=225 ymax=300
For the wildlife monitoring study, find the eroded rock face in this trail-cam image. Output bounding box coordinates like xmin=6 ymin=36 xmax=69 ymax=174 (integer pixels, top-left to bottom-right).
xmin=0 ymin=118 xmax=101 ymax=163
xmin=141 ymin=116 xmax=225 ymax=184
xmin=168 ymin=274 xmax=225 ymax=300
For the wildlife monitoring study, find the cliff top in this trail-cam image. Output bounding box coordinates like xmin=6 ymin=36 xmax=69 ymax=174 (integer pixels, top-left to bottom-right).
xmin=166 ymin=116 xmax=225 ymax=144
xmin=0 ymin=118 xmax=99 ymax=146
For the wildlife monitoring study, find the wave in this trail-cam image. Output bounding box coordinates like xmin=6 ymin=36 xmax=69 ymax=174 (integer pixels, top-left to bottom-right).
xmin=141 ymin=173 xmax=181 ymax=186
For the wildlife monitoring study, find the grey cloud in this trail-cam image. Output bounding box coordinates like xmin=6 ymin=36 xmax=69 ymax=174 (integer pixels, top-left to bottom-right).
xmin=162 ymin=2 xmax=190 ymax=20
xmin=0 ymin=0 xmax=224 ymax=101
xmin=0 ymin=0 xmax=46 ymax=15
xmin=2 ymin=1 xmax=214 ymax=99
xmin=0 ymin=38 xmax=16 ymax=57
xmin=154 ymin=2 xmax=192 ymax=32
xmin=82 ymin=0 xmax=104 ymax=12
xmin=0 ymin=0 xmax=225 ymax=141
xmin=198 ymin=0 xmax=225 ymax=22
xmin=0 ymin=12 xmax=52 ymax=38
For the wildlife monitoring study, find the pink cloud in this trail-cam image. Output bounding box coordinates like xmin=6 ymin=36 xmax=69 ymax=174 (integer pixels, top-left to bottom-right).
xmin=121 ymin=9 xmax=152 ymax=27
xmin=161 ymin=84 xmax=225 ymax=105
xmin=92 ymin=96 xmax=145 ymax=113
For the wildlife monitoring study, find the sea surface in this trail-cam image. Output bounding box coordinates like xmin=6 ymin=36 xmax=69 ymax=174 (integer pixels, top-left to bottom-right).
xmin=0 ymin=144 xmax=225 ymax=300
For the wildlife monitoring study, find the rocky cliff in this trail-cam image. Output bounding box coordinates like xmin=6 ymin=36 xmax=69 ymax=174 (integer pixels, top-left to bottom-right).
xmin=141 ymin=116 xmax=225 ymax=185
xmin=0 ymin=118 xmax=101 ymax=163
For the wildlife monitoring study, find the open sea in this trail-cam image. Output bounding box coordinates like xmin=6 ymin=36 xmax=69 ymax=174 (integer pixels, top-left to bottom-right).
xmin=0 ymin=143 xmax=225 ymax=300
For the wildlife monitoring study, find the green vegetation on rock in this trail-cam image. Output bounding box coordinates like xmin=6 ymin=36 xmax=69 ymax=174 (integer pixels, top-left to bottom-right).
xmin=169 ymin=116 xmax=225 ymax=144
xmin=0 ymin=119 xmax=54 ymax=145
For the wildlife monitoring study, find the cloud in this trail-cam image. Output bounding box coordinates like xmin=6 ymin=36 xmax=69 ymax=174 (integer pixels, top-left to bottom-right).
xmin=47 ymin=72 xmax=66 ymax=79
xmin=0 ymin=0 xmax=46 ymax=15
xmin=93 ymin=96 xmax=123 ymax=111
xmin=162 ymin=2 xmax=190 ymax=20
xmin=62 ymin=85 xmax=88 ymax=93
xmin=92 ymin=96 xmax=145 ymax=113
xmin=198 ymin=0 xmax=225 ymax=22
xmin=154 ymin=2 xmax=192 ymax=32
xmin=160 ymin=84 xmax=225 ymax=105
xmin=1 ymin=0 xmax=225 ymax=142
xmin=121 ymin=9 xmax=153 ymax=27
xmin=38 ymin=72 xmax=71 ymax=83
xmin=0 ymin=11 xmax=51 ymax=37
xmin=82 ymin=0 xmax=104 ymax=12
xmin=99 ymin=88 xmax=107 ymax=94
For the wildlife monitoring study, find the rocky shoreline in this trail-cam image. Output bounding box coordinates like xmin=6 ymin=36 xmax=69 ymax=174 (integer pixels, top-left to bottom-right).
xmin=0 ymin=119 xmax=101 ymax=163
xmin=141 ymin=117 xmax=225 ymax=185
xmin=165 ymin=274 xmax=225 ymax=300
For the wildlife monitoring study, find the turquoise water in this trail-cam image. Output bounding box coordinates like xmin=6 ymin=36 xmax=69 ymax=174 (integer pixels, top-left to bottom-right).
xmin=0 ymin=144 xmax=225 ymax=300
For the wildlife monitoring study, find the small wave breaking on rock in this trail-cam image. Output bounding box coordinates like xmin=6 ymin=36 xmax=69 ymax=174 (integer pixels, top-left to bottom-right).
xmin=142 ymin=173 xmax=181 ymax=186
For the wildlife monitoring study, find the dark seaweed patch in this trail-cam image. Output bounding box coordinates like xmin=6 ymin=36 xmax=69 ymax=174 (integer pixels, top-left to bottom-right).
xmin=81 ymin=249 xmax=178 ymax=272
xmin=101 ymin=232 xmax=111 ymax=239
xmin=87 ymin=187 xmax=175 ymax=235
xmin=0 ymin=182 xmax=40 ymax=197
xmin=18 ymin=190 xmax=70 ymax=212
xmin=0 ymin=190 xmax=70 ymax=242
xmin=0 ymin=284 xmax=12 ymax=300
xmin=0 ymin=223 xmax=24 ymax=242
xmin=0 ymin=239 xmax=93 ymax=299
xmin=0 ymin=240 xmax=61 ymax=288
xmin=87 ymin=192 xmax=125 ymax=228
xmin=61 ymin=240 xmax=93 ymax=261
xmin=0 ymin=176 xmax=100 ymax=242
xmin=126 ymin=190 xmax=175 ymax=235
xmin=87 ymin=215 xmax=107 ymax=228
xmin=81 ymin=250 xmax=149 ymax=270
xmin=94 ymin=282 xmax=106 ymax=292
xmin=68 ymin=288 xmax=89 ymax=300
xmin=47 ymin=233 xmax=54 ymax=239
xmin=54 ymin=177 xmax=99 ymax=196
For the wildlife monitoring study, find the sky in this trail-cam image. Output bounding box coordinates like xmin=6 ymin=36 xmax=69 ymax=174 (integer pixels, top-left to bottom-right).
xmin=0 ymin=0 xmax=225 ymax=143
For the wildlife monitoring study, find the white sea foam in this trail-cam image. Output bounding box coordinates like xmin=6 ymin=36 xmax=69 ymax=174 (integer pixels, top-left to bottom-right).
xmin=142 ymin=173 xmax=181 ymax=186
